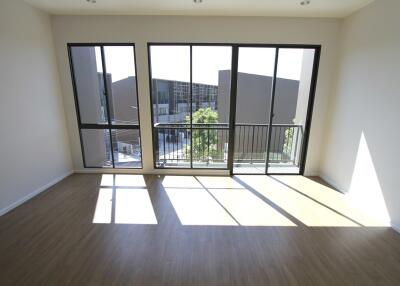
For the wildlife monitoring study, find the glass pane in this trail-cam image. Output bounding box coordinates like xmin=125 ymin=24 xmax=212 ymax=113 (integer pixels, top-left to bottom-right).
xmin=268 ymin=48 xmax=315 ymax=174
xmin=150 ymin=45 xmax=191 ymax=168
xmin=191 ymin=46 xmax=231 ymax=169
xmin=150 ymin=46 xmax=190 ymax=125
xmin=233 ymin=47 xmax=276 ymax=174
xmin=81 ymin=129 xmax=112 ymax=167
xmin=104 ymin=46 xmax=139 ymax=125
xmin=154 ymin=128 xmax=191 ymax=168
xmin=112 ymin=129 xmax=142 ymax=168
xmin=70 ymin=46 xmax=108 ymax=124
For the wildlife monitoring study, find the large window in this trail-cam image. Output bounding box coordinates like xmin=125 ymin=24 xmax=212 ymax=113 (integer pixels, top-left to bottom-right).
xmin=148 ymin=43 xmax=320 ymax=174
xmin=149 ymin=44 xmax=232 ymax=169
xmin=69 ymin=44 xmax=142 ymax=168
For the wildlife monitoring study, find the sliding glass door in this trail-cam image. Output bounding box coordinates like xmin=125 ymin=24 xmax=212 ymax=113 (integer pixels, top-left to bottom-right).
xmin=233 ymin=46 xmax=319 ymax=174
xmin=232 ymin=47 xmax=276 ymax=173
xmin=149 ymin=44 xmax=232 ymax=169
xmin=148 ymin=43 xmax=320 ymax=174
xmin=266 ymin=48 xmax=317 ymax=174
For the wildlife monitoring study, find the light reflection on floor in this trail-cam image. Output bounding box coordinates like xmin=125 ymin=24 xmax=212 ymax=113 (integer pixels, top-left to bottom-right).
xmin=93 ymin=174 xmax=389 ymax=227
xmin=93 ymin=175 xmax=157 ymax=224
xmin=163 ymin=176 xmax=296 ymax=226
xmin=165 ymin=187 xmax=238 ymax=226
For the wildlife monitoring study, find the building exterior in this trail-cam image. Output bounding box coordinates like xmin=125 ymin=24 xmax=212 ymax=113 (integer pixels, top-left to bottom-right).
xmin=151 ymin=79 xmax=218 ymax=123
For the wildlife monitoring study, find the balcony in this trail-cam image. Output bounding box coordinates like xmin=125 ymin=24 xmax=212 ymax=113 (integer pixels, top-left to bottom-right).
xmin=154 ymin=123 xmax=303 ymax=173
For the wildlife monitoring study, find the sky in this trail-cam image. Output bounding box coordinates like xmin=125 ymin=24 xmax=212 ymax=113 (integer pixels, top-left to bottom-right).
xmin=150 ymin=46 xmax=306 ymax=85
xmin=95 ymin=45 xmax=308 ymax=84
xmin=95 ymin=46 xmax=136 ymax=82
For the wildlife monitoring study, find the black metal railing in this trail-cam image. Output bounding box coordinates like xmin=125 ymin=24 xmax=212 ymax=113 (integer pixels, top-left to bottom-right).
xmin=153 ymin=123 xmax=303 ymax=167
xmin=234 ymin=124 xmax=303 ymax=165
xmin=104 ymin=129 xmax=142 ymax=167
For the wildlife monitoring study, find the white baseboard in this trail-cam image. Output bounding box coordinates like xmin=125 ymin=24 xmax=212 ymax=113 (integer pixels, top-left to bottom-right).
xmin=391 ymin=222 xmax=400 ymax=234
xmin=0 ymin=170 xmax=74 ymax=216
xmin=73 ymin=168 xmax=229 ymax=176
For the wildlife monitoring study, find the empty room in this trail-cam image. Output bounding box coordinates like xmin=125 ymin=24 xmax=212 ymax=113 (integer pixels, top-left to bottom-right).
xmin=1 ymin=0 xmax=400 ymax=285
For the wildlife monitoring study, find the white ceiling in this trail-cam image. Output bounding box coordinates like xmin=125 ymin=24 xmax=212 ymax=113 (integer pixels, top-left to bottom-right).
xmin=24 ymin=0 xmax=374 ymax=18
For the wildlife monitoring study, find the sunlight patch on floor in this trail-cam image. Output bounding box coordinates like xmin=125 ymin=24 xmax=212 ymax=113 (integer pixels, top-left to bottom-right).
xmin=162 ymin=175 xmax=297 ymax=226
xmin=115 ymin=174 xmax=146 ymax=187
xmin=165 ymin=187 xmax=238 ymax=226
xmin=115 ymin=188 xmax=157 ymax=224
xmin=273 ymin=175 xmax=388 ymax=226
xmin=100 ymin=174 xmax=114 ymax=187
xmin=196 ymin=176 xmax=243 ymax=189
xmin=96 ymin=173 xmax=388 ymax=227
xmin=93 ymin=188 xmax=113 ymax=224
xmin=236 ymin=175 xmax=359 ymax=227
xmin=93 ymin=174 xmax=157 ymax=224
xmin=209 ymin=188 xmax=296 ymax=226
xmin=162 ymin=176 xmax=203 ymax=188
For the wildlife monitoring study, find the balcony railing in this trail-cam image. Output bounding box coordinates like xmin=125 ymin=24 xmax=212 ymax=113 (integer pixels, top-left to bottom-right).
xmin=153 ymin=123 xmax=303 ymax=168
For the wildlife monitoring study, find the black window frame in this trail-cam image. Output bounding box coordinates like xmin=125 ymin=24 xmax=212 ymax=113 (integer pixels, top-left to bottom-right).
xmin=148 ymin=43 xmax=234 ymax=170
xmin=147 ymin=43 xmax=321 ymax=175
xmin=68 ymin=43 xmax=143 ymax=169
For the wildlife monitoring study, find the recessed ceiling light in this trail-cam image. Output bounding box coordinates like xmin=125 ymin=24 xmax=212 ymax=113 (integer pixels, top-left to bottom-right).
xmin=300 ymin=0 xmax=310 ymax=5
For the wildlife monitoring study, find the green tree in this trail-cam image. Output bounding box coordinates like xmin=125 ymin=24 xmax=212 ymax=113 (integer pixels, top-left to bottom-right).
xmin=185 ymin=108 xmax=219 ymax=161
xmin=283 ymin=127 xmax=294 ymax=162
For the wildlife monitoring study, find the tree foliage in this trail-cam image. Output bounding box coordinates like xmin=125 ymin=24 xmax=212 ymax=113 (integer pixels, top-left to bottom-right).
xmin=185 ymin=108 xmax=219 ymax=160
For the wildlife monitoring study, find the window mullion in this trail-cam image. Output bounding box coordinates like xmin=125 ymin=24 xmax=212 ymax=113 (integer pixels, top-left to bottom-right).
xmin=264 ymin=47 xmax=280 ymax=174
xmin=227 ymin=45 xmax=239 ymax=174
xmin=190 ymin=45 xmax=193 ymax=168
xmin=100 ymin=45 xmax=115 ymax=168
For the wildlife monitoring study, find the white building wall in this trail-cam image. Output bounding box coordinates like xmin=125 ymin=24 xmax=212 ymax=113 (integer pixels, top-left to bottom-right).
xmin=0 ymin=0 xmax=72 ymax=214
xmin=320 ymin=0 xmax=400 ymax=227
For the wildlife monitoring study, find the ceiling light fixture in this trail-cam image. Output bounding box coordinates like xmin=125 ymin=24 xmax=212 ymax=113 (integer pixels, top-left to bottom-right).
xmin=300 ymin=0 xmax=310 ymax=5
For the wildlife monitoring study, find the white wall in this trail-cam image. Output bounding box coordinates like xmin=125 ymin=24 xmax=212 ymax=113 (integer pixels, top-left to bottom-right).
xmin=51 ymin=15 xmax=340 ymax=175
xmin=0 ymin=0 xmax=72 ymax=214
xmin=321 ymin=0 xmax=400 ymax=227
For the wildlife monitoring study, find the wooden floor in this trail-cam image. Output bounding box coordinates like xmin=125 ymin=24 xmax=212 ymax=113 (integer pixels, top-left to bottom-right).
xmin=1 ymin=173 xmax=400 ymax=285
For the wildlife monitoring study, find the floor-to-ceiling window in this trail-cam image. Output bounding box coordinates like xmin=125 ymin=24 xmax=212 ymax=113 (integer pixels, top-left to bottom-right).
xmin=232 ymin=47 xmax=276 ymax=174
xmin=148 ymin=44 xmax=233 ymax=169
xmin=68 ymin=43 xmax=319 ymax=173
xmin=266 ymin=48 xmax=317 ymax=174
xmin=148 ymin=43 xmax=320 ymax=174
xmin=233 ymin=46 xmax=319 ymax=174
xmin=68 ymin=44 xmax=142 ymax=168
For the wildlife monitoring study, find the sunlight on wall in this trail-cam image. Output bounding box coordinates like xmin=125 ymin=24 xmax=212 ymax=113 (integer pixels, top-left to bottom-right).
xmin=93 ymin=174 xmax=157 ymax=224
xmin=347 ymin=133 xmax=390 ymax=225
xmin=236 ymin=176 xmax=359 ymax=227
